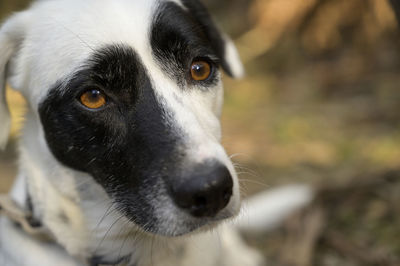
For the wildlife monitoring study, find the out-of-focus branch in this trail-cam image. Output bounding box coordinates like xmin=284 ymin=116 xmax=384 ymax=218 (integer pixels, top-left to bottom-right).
xmin=235 ymin=0 xmax=397 ymax=63
xmin=235 ymin=0 xmax=317 ymax=64
xmin=389 ymin=0 xmax=400 ymax=25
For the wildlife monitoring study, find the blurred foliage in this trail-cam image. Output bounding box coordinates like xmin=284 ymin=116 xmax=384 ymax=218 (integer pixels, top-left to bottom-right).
xmin=246 ymin=170 xmax=400 ymax=266
xmin=0 ymin=0 xmax=30 ymax=19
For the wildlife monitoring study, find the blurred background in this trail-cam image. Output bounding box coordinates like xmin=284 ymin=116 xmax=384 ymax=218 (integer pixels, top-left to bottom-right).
xmin=1 ymin=0 xmax=399 ymax=265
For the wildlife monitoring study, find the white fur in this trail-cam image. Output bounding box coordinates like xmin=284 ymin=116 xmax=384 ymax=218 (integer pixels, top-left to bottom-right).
xmin=0 ymin=217 xmax=82 ymax=266
xmin=236 ymin=185 xmax=313 ymax=234
xmin=224 ymin=36 xmax=245 ymax=78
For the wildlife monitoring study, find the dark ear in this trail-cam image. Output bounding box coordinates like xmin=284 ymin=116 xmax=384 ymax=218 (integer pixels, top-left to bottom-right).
xmin=181 ymin=0 xmax=244 ymax=78
xmin=0 ymin=11 xmax=30 ymax=149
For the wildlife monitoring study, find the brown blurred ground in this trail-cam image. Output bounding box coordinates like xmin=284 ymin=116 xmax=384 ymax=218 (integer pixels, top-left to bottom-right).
xmin=1 ymin=0 xmax=399 ymax=265
xmin=0 ymin=87 xmax=25 ymax=193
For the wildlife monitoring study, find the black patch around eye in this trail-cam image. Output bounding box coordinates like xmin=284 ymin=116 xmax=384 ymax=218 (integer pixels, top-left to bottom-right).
xmin=151 ymin=1 xmax=220 ymax=88
xmin=38 ymin=44 xmax=185 ymax=232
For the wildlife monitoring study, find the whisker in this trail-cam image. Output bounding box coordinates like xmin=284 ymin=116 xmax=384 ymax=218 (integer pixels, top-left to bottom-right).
xmin=93 ymin=202 xmax=118 ymax=233
xmin=239 ymin=178 xmax=270 ymax=189
xmin=95 ymin=215 xmax=125 ymax=253
xmin=234 ymin=164 xmax=261 ymax=177
xmin=114 ymin=219 xmax=133 ymax=262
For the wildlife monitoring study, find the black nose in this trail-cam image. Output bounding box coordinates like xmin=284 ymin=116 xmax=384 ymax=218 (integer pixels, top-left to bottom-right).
xmin=170 ymin=162 xmax=233 ymax=218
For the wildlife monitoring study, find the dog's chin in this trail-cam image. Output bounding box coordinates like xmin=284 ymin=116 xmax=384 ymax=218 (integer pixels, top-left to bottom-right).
xmin=142 ymin=203 xmax=241 ymax=237
xmin=161 ymin=214 xmax=236 ymax=237
xmin=123 ymin=200 xmax=241 ymax=238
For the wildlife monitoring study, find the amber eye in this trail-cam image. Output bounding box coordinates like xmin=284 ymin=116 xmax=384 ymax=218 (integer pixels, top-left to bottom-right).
xmin=190 ymin=60 xmax=212 ymax=81
xmin=79 ymin=89 xmax=107 ymax=109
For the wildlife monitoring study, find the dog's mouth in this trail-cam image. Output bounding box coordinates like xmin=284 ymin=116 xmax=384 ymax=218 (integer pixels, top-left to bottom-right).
xmin=122 ymin=201 xmax=239 ymax=237
xmin=113 ymin=199 xmax=239 ymax=237
xmin=153 ymin=195 xmax=240 ymax=237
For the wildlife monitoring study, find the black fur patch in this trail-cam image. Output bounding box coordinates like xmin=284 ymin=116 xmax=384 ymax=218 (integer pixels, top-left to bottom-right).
xmin=151 ymin=0 xmax=232 ymax=87
xmin=89 ymin=254 xmax=133 ymax=266
xmin=26 ymin=189 xmax=42 ymax=228
xmin=180 ymin=0 xmax=234 ymax=76
xmin=39 ymin=45 xmax=185 ymax=233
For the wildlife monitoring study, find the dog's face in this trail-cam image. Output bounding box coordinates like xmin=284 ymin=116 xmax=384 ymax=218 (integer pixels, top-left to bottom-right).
xmin=0 ymin=0 xmax=244 ymax=236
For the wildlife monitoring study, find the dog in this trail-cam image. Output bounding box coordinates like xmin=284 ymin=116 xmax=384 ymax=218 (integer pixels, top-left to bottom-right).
xmin=0 ymin=0 xmax=312 ymax=265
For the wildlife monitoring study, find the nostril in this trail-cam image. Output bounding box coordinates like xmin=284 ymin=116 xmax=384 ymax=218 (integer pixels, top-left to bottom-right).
xmin=223 ymin=188 xmax=232 ymax=202
xmin=193 ymin=194 xmax=207 ymax=209
xmin=191 ymin=194 xmax=209 ymax=217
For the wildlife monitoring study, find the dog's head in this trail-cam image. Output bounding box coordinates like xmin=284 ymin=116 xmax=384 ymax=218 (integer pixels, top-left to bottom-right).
xmin=0 ymin=0 xmax=243 ymax=237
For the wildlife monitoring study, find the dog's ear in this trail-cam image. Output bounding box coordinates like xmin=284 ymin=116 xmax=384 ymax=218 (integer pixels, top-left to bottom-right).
xmin=0 ymin=12 xmax=30 ymax=149
xmin=182 ymin=0 xmax=244 ymax=78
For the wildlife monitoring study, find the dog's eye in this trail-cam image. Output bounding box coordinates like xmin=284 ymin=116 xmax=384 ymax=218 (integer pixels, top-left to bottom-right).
xmin=190 ymin=60 xmax=212 ymax=81
xmin=79 ymin=89 xmax=107 ymax=109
